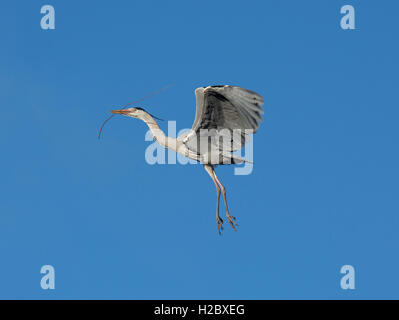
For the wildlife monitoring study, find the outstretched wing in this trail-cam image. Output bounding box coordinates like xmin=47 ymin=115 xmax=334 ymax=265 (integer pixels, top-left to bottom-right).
xmin=181 ymin=85 xmax=264 ymax=156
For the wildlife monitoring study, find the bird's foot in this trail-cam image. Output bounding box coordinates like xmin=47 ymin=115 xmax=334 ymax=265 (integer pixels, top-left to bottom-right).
xmin=216 ymin=216 xmax=224 ymax=235
xmin=226 ymin=213 xmax=238 ymax=231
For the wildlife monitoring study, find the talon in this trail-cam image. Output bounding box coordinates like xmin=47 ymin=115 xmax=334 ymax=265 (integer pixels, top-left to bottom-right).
xmin=217 ymin=217 xmax=224 ymax=234
xmin=226 ymin=214 xmax=238 ymax=231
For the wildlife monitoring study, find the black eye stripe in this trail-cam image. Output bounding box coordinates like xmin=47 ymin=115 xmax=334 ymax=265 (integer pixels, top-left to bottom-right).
xmin=132 ymin=107 xmax=163 ymax=121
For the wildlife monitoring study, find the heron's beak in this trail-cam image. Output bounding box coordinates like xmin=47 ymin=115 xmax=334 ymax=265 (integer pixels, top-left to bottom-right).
xmin=110 ymin=109 xmax=128 ymax=115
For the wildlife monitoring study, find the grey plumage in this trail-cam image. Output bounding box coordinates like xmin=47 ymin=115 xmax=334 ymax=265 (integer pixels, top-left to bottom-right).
xmin=181 ymin=85 xmax=264 ymax=164
xmin=109 ymin=85 xmax=265 ymax=234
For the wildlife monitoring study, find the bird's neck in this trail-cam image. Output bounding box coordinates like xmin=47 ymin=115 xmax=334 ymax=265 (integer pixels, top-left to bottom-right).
xmin=140 ymin=113 xmax=177 ymax=151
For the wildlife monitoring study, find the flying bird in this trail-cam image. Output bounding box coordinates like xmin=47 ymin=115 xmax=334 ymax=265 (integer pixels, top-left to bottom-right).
xmin=110 ymin=85 xmax=264 ymax=234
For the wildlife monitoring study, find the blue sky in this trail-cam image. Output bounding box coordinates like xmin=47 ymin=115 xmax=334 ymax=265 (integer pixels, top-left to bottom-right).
xmin=1 ymin=0 xmax=398 ymax=299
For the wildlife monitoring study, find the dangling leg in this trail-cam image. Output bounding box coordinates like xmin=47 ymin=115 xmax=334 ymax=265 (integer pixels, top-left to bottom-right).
xmin=204 ymin=165 xmax=223 ymax=234
xmin=213 ymin=170 xmax=238 ymax=231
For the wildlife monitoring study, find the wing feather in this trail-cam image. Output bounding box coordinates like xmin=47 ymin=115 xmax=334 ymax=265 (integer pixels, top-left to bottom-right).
xmin=182 ymin=85 xmax=264 ymax=156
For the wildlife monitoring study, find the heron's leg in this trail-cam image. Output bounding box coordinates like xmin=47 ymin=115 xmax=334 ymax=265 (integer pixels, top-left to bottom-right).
xmin=204 ymin=165 xmax=223 ymax=234
xmin=212 ymin=170 xmax=238 ymax=231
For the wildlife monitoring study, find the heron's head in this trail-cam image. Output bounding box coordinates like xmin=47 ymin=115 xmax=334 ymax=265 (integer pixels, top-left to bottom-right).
xmin=110 ymin=107 xmax=147 ymax=119
xmin=110 ymin=107 xmax=163 ymax=121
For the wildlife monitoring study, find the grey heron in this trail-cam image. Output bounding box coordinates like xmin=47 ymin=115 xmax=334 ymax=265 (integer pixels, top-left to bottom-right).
xmin=110 ymin=85 xmax=264 ymax=234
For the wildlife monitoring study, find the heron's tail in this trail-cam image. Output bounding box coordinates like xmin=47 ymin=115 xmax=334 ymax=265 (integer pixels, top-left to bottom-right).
xmin=227 ymin=154 xmax=254 ymax=165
